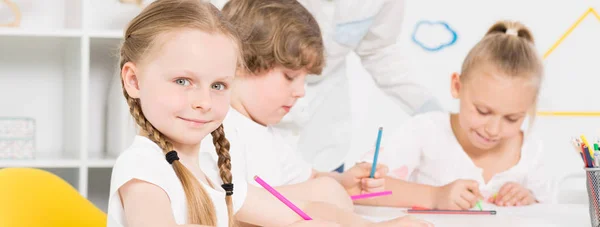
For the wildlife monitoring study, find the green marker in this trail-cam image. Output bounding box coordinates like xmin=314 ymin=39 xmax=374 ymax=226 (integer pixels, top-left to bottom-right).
xmin=468 ymin=188 xmax=484 ymax=211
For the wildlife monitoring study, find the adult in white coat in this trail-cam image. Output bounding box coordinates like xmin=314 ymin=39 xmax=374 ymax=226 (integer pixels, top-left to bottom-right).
xmin=211 ymin=0 xmax=442 ymax=172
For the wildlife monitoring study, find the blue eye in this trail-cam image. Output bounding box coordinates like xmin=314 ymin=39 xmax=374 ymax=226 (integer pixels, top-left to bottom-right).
xmin=175 ymin=78 xmax=191 ymax=86
xmin=212 ymin=82 xmax=226 ymax=90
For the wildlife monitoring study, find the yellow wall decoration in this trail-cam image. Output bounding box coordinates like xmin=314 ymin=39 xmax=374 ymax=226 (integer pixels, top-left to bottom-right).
xmin=537 ymin=7 xmax=600 ymax=117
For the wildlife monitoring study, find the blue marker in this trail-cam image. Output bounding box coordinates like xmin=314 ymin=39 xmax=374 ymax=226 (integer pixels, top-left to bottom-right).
xmin=584 ymin=145 xmax=594 ymax=168
xmin=370 ymin=127 xmax=383 ymax=178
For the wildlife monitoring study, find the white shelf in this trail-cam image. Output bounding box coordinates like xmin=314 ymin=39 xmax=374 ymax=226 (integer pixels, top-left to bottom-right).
xmin=0 ymin=159 xmax=81 ymax=168
xmin=89 ymin=30 xmax=124 ymax=39
xmin=0 ymin=157 xmax=118 ymax=168
xmin=87 ymin=159 xmax=116 ymax=168
xmin=0 ymin=29 xmax=126 ymax=39
xmin=0 ymin=28 xmax=83 ymax=38
xmin=0 ymin=152 xmax=80 ymax=168
xmin=87 ymin=153 xmax=117 ymax=168
xmin=0 ymin=34 xmax=82 ymax=159
xmin=0 ymin=29 xmax=127 ymax=39
xmin=86 ymin=1 xmax=143 ymax=31
xmin=0 ymin=0 xmax=143 ymax=213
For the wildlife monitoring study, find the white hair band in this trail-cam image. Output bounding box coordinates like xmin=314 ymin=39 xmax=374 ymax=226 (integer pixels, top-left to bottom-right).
xmin=506 ymin=28 xmax=519 ymax=36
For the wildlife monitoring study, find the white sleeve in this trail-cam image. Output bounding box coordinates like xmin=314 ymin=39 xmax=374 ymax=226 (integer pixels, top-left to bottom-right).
xmin=273 ymin=132 xmax=313 ymax=185
xmin=110 ymin=149 xmax=175 ymax=196
xmin=523 ymin=139 xmax=557 ymax=204
xmin=108 ymin=149 xmax=177 ymax=226
xmin=361 ymin=116 xmax=425 ymax=180
xmin=354 ymin=0 xmax=442 ymax=115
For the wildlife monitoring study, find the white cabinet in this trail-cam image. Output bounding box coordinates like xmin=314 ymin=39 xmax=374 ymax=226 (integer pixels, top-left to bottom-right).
xmin=0 ymin=0 xmax=146 ymax=212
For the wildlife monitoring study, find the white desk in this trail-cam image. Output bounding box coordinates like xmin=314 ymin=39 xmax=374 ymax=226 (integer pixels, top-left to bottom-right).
xmin=355 ymin=204 xmax=593 ymax=227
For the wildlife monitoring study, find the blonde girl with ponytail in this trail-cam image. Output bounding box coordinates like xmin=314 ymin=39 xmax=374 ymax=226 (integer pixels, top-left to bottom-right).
xmin=354 ymin=20 xmax=554 ymax=210
xmin=108 ymin=0 xmax=432 ymax=226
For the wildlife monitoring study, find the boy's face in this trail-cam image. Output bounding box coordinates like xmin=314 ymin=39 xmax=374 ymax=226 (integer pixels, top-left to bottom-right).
xmin=450 ymin=65 xmax=537 ymax=150
xmin=239 ymin=66 xmax=307 ymax=126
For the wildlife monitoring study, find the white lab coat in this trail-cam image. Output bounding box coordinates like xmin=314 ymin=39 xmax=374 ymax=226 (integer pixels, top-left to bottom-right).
xmin=211 ymin=0 xmax=442 ymax=171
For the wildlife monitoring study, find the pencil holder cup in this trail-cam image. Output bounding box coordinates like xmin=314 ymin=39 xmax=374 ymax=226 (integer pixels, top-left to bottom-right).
xmin=585 ymin=168 xmax=600 ymax=227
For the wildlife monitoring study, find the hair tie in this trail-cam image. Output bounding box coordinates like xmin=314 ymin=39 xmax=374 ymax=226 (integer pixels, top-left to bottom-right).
xmin=221 ymin=183 xmax=234 ymax=196
xmin=506 ymin=28 xmax=518 ymax=36
xmin=165 ymin=150 xmax=179 ymax=164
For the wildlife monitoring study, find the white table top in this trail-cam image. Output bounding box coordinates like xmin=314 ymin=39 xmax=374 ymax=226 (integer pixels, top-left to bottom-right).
xmin=355 ymin=203 xmax=593 ymax=227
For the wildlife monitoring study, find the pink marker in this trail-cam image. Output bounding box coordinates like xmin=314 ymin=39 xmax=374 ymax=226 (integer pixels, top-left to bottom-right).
xmin=351 ymin=190 xmax=392 ymax=200
xmin=254 ymin=176 xmax=312 ymax=220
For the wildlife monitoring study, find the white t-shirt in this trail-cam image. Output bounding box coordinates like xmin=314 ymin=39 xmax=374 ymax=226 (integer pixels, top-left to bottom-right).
xmin=202 ymin=108 xmax=313 ymax=187
xmin=107 ymin=135 xmax=248 ymax=227
xmin=363 ymin=111 xmax=555 ymax=203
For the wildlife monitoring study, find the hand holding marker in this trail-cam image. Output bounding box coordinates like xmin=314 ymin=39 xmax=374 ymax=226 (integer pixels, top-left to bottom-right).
xmin=350 ymin=127 xmax=394 ymax=200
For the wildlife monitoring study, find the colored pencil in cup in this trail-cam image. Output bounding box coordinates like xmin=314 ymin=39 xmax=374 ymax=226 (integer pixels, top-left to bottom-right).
xmin=581 ymin=144 xmax=594 ymax=168
xmin=350 ymin=190 xmax=392 ymax=200
xmin=582 ymin=135 xmax=594 ymax=156
xmin=572 ymin=138 xmax=586 ymax=162
xmin=370 ymin=127 xmax=383 ymax=178
xmin=254 ymin=176 xmax=312 ymax=220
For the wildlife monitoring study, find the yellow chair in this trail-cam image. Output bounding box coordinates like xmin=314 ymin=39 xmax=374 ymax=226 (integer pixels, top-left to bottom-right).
xmin=0 ymin=168 xmax=107 ymax=227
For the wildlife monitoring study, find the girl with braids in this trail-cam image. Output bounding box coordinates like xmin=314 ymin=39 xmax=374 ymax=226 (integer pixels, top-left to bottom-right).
xmin=356 ymin=21 xmax=556 ymax=210
xmin=107 ymin=0 xmax=245 ymax=226
xmin=108 ymin=0 xmax=431 ymax=226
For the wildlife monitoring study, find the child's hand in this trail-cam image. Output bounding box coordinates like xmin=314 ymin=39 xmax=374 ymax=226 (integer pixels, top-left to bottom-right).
xmin=341 ymin=162 xmax=389 ymax=196
xmin=369 ymin=215 xmax=433 ymax=227
xmin=433 ymin=179 xmax=483 ymax=210
xmin=490 ymin=182 xmax=536 ymax=206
